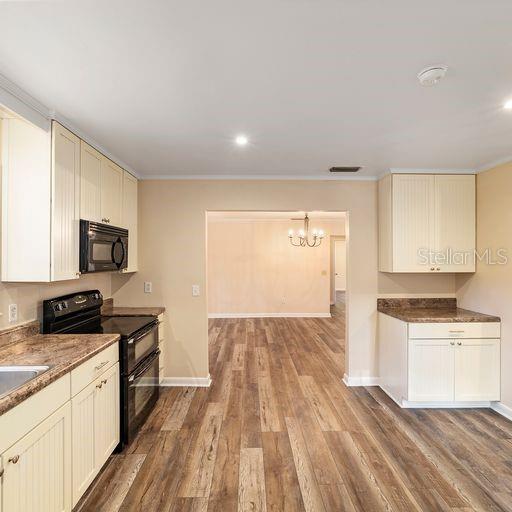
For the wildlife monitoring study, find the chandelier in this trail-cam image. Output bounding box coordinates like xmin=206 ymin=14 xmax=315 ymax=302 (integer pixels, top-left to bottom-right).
xmin=288 ymin=213 xmax=325 ymax=247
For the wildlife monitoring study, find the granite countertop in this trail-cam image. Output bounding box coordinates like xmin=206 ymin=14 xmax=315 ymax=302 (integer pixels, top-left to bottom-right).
xmin=377 ymin=298 xmax=500 ymax=323
xmin=102 ymin=306 xmax=165 ymax=317
xmin=0 ymin=333 xmax=120 ymax=416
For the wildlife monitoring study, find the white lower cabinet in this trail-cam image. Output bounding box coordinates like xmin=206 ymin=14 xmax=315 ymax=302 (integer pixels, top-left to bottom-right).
xmin=71 ymin=362 xmax=119 ymax=506
xmin=378 ymin=315 xmax=501 ymax=406
xmin=1 ymin=402 xmax=72 ymax=512
xmin=0 ymin=343 xmax=119 ymax=512
xmin=454 ymin=339 xmax=500 ymax=401
xmin=71 ymin=363 xmax=119 ymax=507
xmin=409 ymin=339 xmax=454 ymax=402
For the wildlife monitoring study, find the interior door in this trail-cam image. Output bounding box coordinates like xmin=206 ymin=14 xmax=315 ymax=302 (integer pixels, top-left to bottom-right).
xmin=454 ymin=339 xmax=500 ymax=401
xmin=51 ymin=121 xmax=80 ymax=281
xmin=392 ymin=174 xmax=435 ymax=272
xmin=100 ymin=157 xmax=123 ymax=227
xmin=334 ymin=240 xmax=346 ymax=291
xmin=434 ymin=175 xmax=476 ymax=272
xmin=408 ymin=339 xmax=454 ymax=401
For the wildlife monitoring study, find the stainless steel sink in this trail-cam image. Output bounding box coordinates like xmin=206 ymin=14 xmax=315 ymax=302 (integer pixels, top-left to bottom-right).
xmin=0 ymin=366 xmax=51 ymax=398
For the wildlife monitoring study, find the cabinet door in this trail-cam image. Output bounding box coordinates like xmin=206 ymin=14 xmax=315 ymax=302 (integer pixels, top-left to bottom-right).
xmin=100 ymin=158 xmax=123 ymax=227
xmin=434 ymin=175 xmax=475 ymax=272
xmin=2 ymin=402 xmax=72 ymax=512
xmin=51 ymin=122 xmax=80 ymax=281
xmin=80 ymin=142 xmax=102 ymax=222
xmin=121 ymin=171 xmax=138 ymax=272
xmin=408 ymin=339 xmax=454 ymax=401
xmin=94 ymin=363 xmax=120 ymax=470
xmin=71 ymin=381 xmax=96 ymax=507
xmin=454 ymin=339 xmax=500 ymax=401
xmin=392 ymin=175 xmax=435 ymax=272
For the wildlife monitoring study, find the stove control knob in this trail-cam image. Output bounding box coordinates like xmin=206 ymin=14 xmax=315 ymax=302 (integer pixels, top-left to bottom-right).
xmin=55 ymin=303 xmax=63 ymax=312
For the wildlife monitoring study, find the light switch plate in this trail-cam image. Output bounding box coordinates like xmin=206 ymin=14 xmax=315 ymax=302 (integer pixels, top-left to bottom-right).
xmin=144 ymin=282 xmax=152 ymax=293
xmin=192 ymin=284 xmax=200 ymax=297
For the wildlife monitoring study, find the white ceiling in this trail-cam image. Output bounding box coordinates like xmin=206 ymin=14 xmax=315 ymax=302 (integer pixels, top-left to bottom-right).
xmin=1 ymin=0 xmax=512 ymax=178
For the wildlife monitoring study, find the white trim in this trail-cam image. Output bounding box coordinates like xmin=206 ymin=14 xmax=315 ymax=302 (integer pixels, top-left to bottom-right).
xmin=401 ymin=400 xmax=491 ymax=408
xmin=0 ymin=72 xmax=50 ymax=130
xmin=343 ymin=373 xmax=380 ymax=386
xmin=140 ymin=174 xmax=378 ymax=181
xmin=475 ymin=155 xmax=512 ymax=173
xmin=376 ymin=293 xmax=456 ymax=299
xmin=491 ymin=401 xmax=512 ymax=421
xmin=160 ymin=375 xmax=212 ymax=387
xmin=208 ymin=312 xmax=331 ymax=318
xmin=0 ymin=73 xmax=139 ymax=177
xmin=51 ymin=111 xmax=140 ymax=179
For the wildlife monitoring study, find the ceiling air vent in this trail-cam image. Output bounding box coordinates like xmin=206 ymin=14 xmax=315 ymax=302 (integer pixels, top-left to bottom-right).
xmin=329 ymin=166 xmax=361 ymax=173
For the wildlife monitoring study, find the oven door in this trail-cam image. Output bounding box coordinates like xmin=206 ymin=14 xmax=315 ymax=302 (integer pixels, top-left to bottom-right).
xmin=121 ymin=350 xmax=160 ymax=446
xmin=123 ymin=321 xmax=159 ymax=375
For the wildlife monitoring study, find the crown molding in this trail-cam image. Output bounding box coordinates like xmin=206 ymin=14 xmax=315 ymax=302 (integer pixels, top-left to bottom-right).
xmin=140 ymin=173 xmax=378 ymax=181
xmin=51 ymin=111 xmax=140 ymax=178
xmin=0 ymin=72 xmax=139 ymax=177
xmin=378 ymin=167 xmax=477 ymax=179
xmin=0 ymin=72 xmax=50 ymax=130
xmin=475 ymin=155 xmax=512 ymax=173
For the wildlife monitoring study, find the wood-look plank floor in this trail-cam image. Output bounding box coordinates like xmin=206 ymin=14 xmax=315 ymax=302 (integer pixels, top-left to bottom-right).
xmin=77 ymin=295 xmax=512 ymax=511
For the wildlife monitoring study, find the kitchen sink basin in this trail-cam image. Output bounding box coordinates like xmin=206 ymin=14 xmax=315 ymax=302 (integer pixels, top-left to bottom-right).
xmin=0 ymin=365 xmax=51 ymax=399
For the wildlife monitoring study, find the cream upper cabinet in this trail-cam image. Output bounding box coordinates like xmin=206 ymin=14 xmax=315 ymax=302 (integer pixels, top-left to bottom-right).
xmin=51 ymin=122 xmax=81 ymax=281
xmin=121 ymin=171 xmax=138 ymax=272
xmin=378 ymin=174 xmax=475 ymax=273
xmin=2 ymin=402 xmax=72 ymax=512
xmin=80 ymin=141 xmax=102 ymax=222
xmin=100 ymin=157 xmax=123 ymax=226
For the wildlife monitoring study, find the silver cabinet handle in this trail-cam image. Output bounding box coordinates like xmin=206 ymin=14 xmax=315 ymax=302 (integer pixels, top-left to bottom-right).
xmin=94 ymin=361 xmax=109 ymax=371
xmin=450 ymin=341 xmax=455 ymax=346
xmin=457 ymin=341 xmax=462 ymax=346
xmin=436 ymin=267 xmax=441 ymax=271
xmin=8 ymin=455 xmax=19 ymax=464
xmin=430 ymin=267 xmax=435 ymax=271
xmin=101 ymin=379 xmax=107 ymax=385
xmin=96 ymin=382 xmax=103 ymax=389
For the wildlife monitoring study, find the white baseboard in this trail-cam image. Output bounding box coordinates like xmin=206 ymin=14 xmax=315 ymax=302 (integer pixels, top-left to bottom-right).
xmin=208 ymin=312 xmax=331 ymax=319
xmin=401 ymin=400 xmax=491 ymax=408
xmin=491 ymin=401 xmax=512 ymax=421
xmin=160 ymin=375 xmax=212 ymax=387
xmin=343 ymin=373 xmax=380 ymax=387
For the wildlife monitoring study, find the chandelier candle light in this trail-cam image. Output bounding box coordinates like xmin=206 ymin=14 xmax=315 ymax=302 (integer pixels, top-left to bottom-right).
xmin=288 ymin=213 xmax=325 ymax=247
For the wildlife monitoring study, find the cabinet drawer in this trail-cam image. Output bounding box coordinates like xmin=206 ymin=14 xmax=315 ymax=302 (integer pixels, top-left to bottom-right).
xmin=408 ymin=322 xmax=500 ymax=340
xmin=71 ymin=342 xmax=119 ymax=396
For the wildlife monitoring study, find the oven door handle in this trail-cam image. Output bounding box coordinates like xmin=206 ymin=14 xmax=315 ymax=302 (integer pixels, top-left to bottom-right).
xmin=129 ymin=349 xmax=160 ymax=381
xmin=127 ymin=321 xmax=159 ymax=345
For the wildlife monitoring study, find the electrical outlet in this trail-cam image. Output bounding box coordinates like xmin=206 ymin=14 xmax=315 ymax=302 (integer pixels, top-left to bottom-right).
xmin=192 ymin=284 xmax=200 ymax=297
xmin=8 ymin=304 xmax=17 ymax=323
xmin=144 ymin=282 xmax=152 ymax=293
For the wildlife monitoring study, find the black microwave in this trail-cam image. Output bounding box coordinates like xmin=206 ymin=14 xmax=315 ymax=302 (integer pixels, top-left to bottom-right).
xmin=80 ymin=220 xmax=128 ymax=273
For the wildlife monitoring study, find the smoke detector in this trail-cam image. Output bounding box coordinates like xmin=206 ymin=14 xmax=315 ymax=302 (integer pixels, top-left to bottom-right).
xmin=417 ymin=65 xmax=448 ymax=87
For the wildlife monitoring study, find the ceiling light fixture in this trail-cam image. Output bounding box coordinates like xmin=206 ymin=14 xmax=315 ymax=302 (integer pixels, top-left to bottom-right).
xmin=235 ymin=135 xmax=248 ymax=146
xmin=288 ymin=213 xmax=324 ymax=247
xmin=417 ymin=65 xmax=448 ymax=87
xmin=504 ymin=100 xmax=512 ymax=110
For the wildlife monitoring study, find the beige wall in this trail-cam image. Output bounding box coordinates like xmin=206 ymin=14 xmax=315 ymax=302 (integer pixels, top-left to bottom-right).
xmin=456 ymin=162 xmax=512 ymax=409
xmin=207 ymin=218 xmax=344 ymax=316
xmin=0 ymin=273 xmax=111 ymax=330
xmin=111 ymin=179 xmax=457 ymax=381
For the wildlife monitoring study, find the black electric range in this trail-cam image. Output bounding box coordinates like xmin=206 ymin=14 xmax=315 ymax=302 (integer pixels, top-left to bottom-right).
xmin=42 ymin=290 xmax=160 ymax=447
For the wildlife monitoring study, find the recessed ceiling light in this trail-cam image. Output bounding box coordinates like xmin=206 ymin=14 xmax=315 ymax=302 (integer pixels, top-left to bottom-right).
xmin=504 ymin=100 xmax=512 ymax=110
xmin=235 ymin=135 xmax=248 ymax=146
